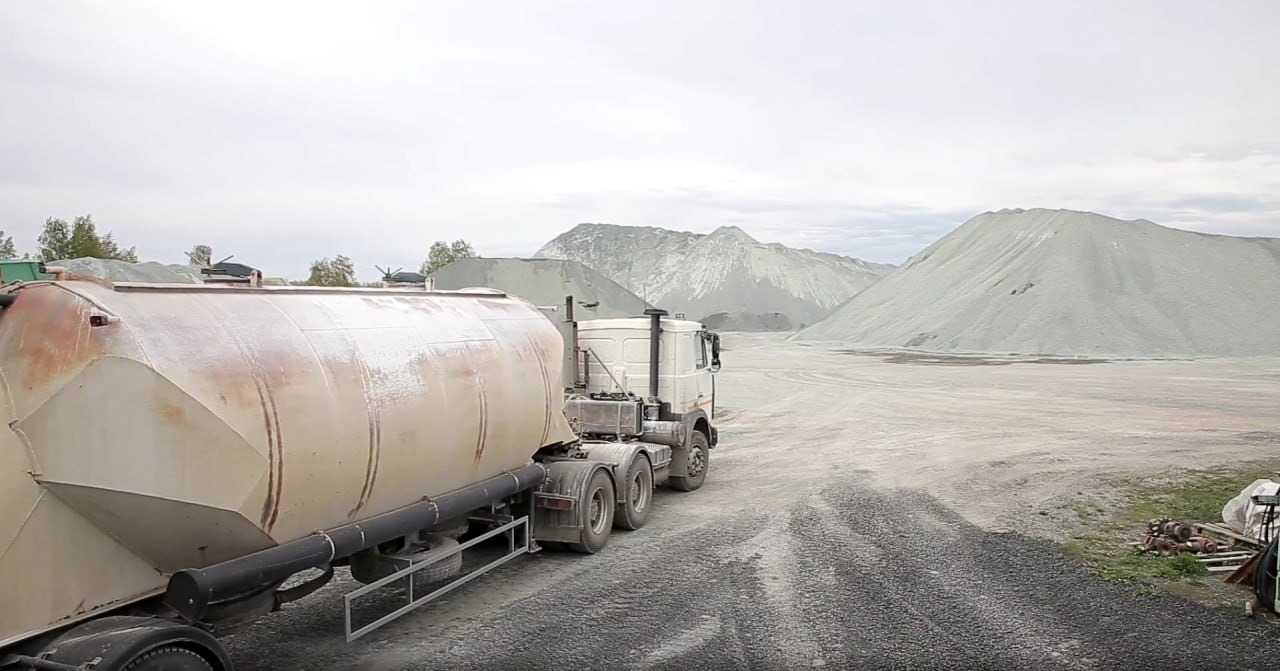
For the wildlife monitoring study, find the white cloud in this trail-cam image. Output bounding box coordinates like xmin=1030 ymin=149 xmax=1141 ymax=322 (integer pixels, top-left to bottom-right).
xmin=1 ymin=0 xmax=1277 ymax=280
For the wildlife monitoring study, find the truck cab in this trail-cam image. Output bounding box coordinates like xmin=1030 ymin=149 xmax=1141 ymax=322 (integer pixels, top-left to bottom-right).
xmin=576 ymin=314 xmax=720 ymax=427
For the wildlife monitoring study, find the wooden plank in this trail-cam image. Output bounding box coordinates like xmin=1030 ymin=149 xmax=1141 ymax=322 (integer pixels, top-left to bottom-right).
xmin=1195 ymin=523 xmax=1263 ymax=547
xmin=1198 ymin=556 xmax=1254 ymax=565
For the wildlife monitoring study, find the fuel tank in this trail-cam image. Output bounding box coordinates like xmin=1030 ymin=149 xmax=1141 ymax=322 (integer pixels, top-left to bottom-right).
xmin=0 ymin=280 xmax=576 ymax=647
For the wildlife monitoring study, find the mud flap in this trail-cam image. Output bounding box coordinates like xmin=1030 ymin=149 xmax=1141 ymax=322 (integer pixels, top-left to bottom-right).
xmin=532 ymin=459 xmax=612 ymax=544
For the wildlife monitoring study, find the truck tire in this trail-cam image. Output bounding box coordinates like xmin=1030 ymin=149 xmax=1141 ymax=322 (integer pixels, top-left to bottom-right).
xmin=670 ymin=430 xmax=709 ymax=492
xmin=569 ymin=468 xmax=615 ymax=554
xmin=35 ymin=617 xmax=232 ymax=671
xmin=614 ymin=453 xmax=653 ymax=531
xmin=124 ymin=647 xmax=215 ymax=671
xmin=350 ymin=535 xmax=462 ymax=585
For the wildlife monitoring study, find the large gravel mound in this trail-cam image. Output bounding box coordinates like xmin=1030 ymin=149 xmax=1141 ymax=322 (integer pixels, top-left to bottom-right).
xmin=51 ymin=257 xmax=203 ymax=283
xmin=701 ymin=311 xmax=795 ymax=332
xmin=431 ymin=257 xmax=651 ymax=319
xmin=793 ymin=208 xmax=1280 ymax=358
xmin=535 ymin=223 xmax=894 ymax=330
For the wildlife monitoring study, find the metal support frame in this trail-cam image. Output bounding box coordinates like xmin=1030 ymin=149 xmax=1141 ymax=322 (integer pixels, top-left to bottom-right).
xmin=342 ymin=516 xmax=532 ymax=642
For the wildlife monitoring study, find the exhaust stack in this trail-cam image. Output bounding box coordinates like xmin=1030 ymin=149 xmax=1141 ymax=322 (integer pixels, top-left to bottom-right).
xmin=643 ymin=307 xmax=668 ymax=400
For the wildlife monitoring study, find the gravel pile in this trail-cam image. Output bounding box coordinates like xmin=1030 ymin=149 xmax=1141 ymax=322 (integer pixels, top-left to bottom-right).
xmin=535 ymin=223 xmax=893 ymax=330
xmin=794 ymin=208 xmax=1280 ymax=358
xmin=51 ymin=257 xmax=203 ymax=283
xmin=431 ymin=257 xmax=651 ymax=319
xmin=701 ymin=311 xmax=795 ymax=332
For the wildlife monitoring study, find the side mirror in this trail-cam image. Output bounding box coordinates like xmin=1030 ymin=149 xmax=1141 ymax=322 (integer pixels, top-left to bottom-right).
xmin=709 ymin=333 xmax=721 ymax=372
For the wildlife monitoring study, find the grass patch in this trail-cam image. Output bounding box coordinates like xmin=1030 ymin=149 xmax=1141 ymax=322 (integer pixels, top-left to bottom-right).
xmin=1060 ymin=462 xmax=1274 ymax=606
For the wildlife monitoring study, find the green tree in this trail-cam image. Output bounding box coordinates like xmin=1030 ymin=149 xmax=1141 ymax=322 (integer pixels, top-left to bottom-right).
xmin=37 ymin=215 xmax=137 ymax=262
xmin=187 ymin=244 xmax=213 ymax=266
xmin=306 ymin=255 xmax=357 ymax=287
xmin=420 ymin=239 xmax=477 ymax=276
xmin=0 ymin=231 xmax=17 ymax=260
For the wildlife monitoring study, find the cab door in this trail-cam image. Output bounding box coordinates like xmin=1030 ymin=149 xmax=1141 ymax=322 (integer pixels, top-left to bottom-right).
xmin=692 ymin=332 xmax=715 ymax=419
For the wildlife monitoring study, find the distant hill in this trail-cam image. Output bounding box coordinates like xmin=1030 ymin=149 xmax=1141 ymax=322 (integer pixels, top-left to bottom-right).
xmin=431 ymin=257 xmax=651 ymax=319
xmin=534 ymin=223 xmax=894 ymax=330
xmin=793 ymin=208 xmax=1280 ymax=358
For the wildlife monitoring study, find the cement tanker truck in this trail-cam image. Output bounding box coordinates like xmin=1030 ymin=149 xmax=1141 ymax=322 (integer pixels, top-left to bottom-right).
xmin=0 ymin=274 xmax=721 ymax=671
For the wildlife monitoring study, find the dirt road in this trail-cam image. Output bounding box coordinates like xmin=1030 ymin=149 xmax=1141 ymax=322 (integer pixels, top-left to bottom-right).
xmin=223 ymin=334 xmax=1280 ymax=669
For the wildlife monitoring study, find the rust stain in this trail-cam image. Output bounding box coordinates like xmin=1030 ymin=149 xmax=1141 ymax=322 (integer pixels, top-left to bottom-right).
xmin=265 ymin=381 xmax=284 ymax=531
xmin=211 ymin=328 xmax=287 ymax=534
xmin=349 ymin=408 xmax=381 ymax=519
xmin=474 ymin=371 xmax=488 ymax=465
xmin=348 ymin=350 xmax=381 ymax=519
xmin=158 ymin=399 xmax=184 ymax=421
xmin=10 ymin=287 xmax=111 ymax=389
xmin=251 ymin=373 xmax=281 ymax=530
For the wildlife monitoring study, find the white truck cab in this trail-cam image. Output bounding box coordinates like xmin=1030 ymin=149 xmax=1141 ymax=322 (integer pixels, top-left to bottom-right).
xmin=576 ymin=315 xmax=719 ymax=422
xmin=549 ymin=301 xmax=722 ymax=493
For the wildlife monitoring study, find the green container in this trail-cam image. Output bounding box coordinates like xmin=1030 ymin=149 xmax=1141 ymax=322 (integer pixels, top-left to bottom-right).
xmin=0 ymin=260 xmax=53 ymax=284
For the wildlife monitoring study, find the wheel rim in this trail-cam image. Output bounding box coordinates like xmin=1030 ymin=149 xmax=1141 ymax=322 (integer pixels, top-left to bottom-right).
xmin=631 ymin=469 xmax=650 ymax=513
xmin=589 ymin=487 xmax=609 ymax=534
xmin=687 ymin=447 xmax=705 ymax=478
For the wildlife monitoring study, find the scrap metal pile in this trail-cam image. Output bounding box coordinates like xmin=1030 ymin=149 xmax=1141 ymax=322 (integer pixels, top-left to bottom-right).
xmin=1138 ymin=518 xmax=1223 ymax=556
xmin=1135 ymin=517 xmax=1260 ymax=578
xmin=1136 ymin=486 xmax=1280 ymax=617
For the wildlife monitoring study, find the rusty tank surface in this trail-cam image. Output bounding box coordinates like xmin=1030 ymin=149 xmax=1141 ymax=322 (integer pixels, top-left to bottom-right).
xmin=0 ymin=279 xmax=577 ymax=647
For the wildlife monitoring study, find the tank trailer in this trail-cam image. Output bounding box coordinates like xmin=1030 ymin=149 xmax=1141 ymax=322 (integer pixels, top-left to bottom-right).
xmin=0 ymin=275 xmax=720 ymax=671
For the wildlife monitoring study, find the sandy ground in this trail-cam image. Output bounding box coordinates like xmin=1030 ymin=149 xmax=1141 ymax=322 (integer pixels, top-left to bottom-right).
xmin=222 ymin=333 xmax=1280 ymax=669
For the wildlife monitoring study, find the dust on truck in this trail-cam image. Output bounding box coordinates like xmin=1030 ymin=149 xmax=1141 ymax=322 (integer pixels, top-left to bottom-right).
xmin=0 ymin=274 xmax=721 ymax=671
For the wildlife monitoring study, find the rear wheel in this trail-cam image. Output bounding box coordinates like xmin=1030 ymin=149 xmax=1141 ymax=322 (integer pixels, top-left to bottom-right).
xmin=670 ymin=430 xmax=709 ymax=492
xmin=614 ymin=454 xmax=654 ymax=530
xmin=569 ymin=468 xmax=615 ymax=553
xmin=36 ymin=617 xmax=229 ymax=671
xmin=124 ymin=647 xmax=215 ymax=671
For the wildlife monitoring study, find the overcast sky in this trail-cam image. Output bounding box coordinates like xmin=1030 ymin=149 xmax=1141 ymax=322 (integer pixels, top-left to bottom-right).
xmin=2 ymin=1 xmax=1277 ymax=280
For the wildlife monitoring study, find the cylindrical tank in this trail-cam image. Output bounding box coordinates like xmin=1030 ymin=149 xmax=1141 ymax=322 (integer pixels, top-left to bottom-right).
xmin=0 ymin=279 xmax=577 ymax=648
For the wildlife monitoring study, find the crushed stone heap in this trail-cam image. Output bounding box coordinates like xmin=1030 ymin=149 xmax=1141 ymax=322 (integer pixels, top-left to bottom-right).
xmin=431 ymin=257 xmax=652 ymax=319
xmin=535 ymin=223 xmax=893 ymax=330
xmin=51 ymin=258 xmax=203 ymax=284
xmin=793 ymin=208 xmax=1280 ymax=358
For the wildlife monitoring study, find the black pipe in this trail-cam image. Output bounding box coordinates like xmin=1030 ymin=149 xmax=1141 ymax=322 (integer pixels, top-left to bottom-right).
xmin=163 ymin=463 xmax=547 ymax=622
xmin=644 ymin=308 xmax=667 ymax=399
xmin=564 ymin=295 xmax=579 ymax=390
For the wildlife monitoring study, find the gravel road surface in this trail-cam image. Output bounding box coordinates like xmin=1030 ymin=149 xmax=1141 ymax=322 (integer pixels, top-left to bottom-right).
xmin=224 ymin=482 xmax=1280 ymax=670
xmin=222 ymin=335 xmax=1280 ymax=669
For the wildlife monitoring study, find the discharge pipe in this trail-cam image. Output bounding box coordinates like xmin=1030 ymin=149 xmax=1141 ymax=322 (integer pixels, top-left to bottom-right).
xmin=644 ymin=307 xmax=668 ymax=400
xmin=162 ymin=463 xmax=548 ymax=622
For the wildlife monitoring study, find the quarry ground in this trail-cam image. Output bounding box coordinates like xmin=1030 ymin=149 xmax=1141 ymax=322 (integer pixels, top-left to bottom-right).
xmin=223 ymin=333 xmax=1280 ymax=669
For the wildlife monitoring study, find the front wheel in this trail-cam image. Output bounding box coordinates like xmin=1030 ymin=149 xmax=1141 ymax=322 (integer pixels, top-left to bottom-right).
xmin=568 ymin=468 xmax=616 ymax=553
xmin=670 ymin=430 xmax=709 ymax=492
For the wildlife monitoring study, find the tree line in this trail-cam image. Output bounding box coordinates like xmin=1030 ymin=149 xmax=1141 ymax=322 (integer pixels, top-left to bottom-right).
xmin=5 ymin=215 xmax=479 ymax=287
xmin=306 ymin=239 xmax=476 ymax=287
xmin=0 ymin=215 xmax=139 ymax=263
